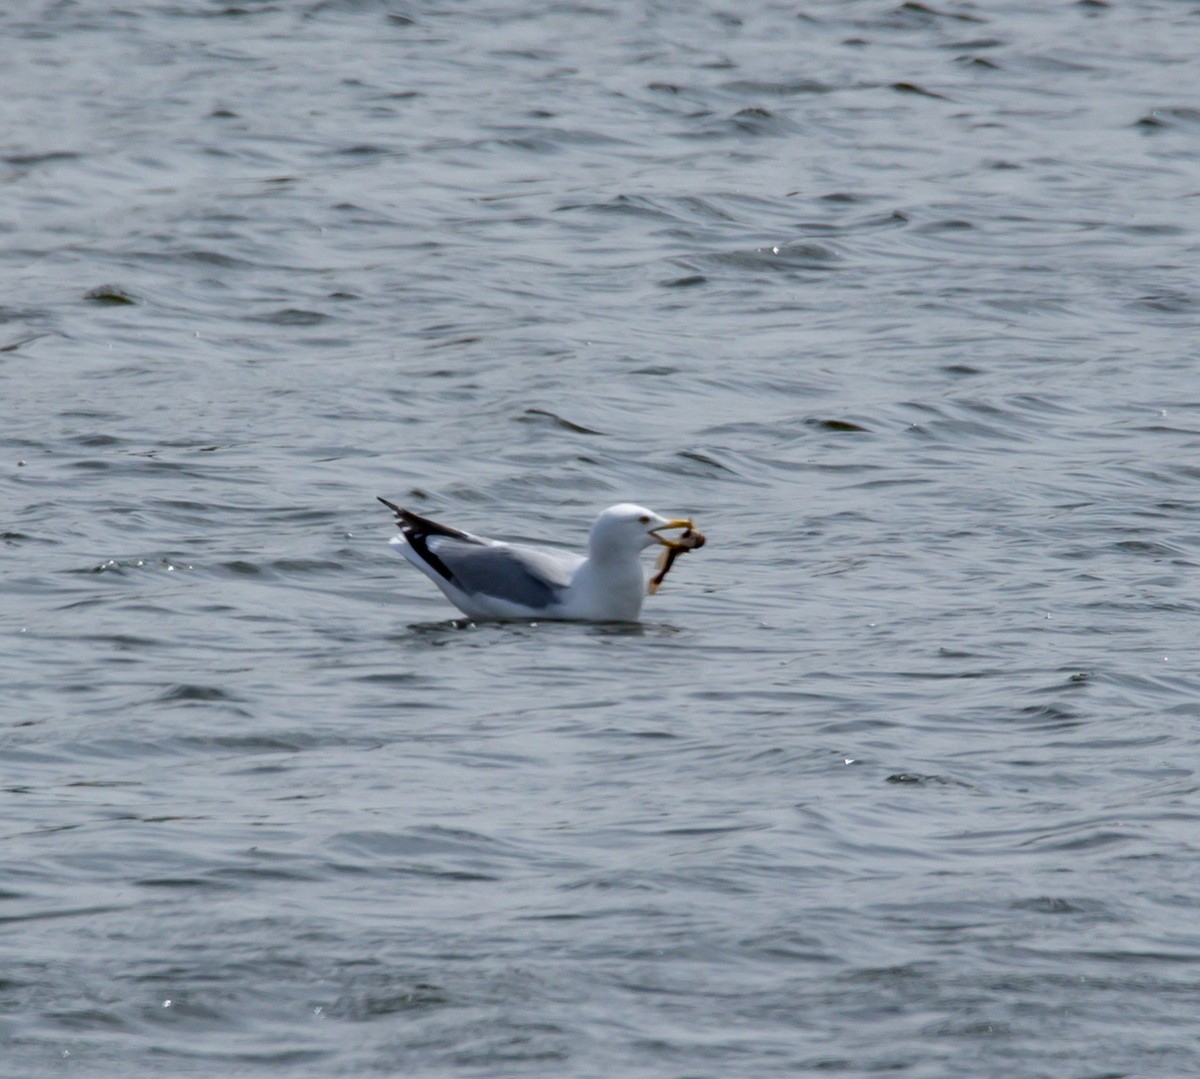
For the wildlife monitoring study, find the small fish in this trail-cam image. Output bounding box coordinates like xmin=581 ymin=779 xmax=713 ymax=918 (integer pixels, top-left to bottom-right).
xmin=647 ymin=524 xmax=706 ymax=594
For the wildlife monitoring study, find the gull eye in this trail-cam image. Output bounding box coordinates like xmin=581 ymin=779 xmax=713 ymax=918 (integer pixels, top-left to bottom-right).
xmin=639 ymin=515 xmax=650 ymax=524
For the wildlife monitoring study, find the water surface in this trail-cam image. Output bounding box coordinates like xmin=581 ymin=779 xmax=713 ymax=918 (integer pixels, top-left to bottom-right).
xmin=3 ymin=1 xmax=1199 ymax=1075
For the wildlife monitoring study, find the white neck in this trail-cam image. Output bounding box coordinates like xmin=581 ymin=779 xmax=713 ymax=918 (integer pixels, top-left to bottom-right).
xmin=574 ymin=548 xmax=646 ymax=620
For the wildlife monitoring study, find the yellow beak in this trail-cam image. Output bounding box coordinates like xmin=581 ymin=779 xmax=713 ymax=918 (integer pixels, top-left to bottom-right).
xmin=650 ymin=518 xmax=695 ymax=549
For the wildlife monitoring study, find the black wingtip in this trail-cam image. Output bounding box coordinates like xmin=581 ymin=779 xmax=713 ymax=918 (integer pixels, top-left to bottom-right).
xmin=377 ymin=496 xmax=406 ymax=529
xmin=376 ymin=497 xmax=440 ymax=533
xmin=377 ymin=499 xmax=478 ymax=542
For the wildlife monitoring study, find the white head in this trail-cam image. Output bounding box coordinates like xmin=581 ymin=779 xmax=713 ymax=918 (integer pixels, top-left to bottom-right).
xmin=588 ymin=503 xmax=692 ymax=560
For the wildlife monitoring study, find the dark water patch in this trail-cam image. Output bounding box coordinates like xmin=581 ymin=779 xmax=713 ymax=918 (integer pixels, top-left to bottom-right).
xmin=886 ymin=773 xmax=970 ymax=787
xmin=169 ymin=248 xmax=259 ymax=269
xmin=0 ymin=332 xmax=53 ymax=352
xmin=1111 ymin=538 xmax=1187 ymax=559
xmin=251 ymin=307 xmax=331 ymax=326
xmin=83 ymin=284 xmax=138 ymax=305
xmin=57 ymin=409 xmax=124 ymax=421
xmin=325 ymin=977 xmax=449 ymax=1021
xmin=1131 ymin=290 xmax=1196 ymax=314
xmin=806 ymin=417 xmax=870 ymax=433
xmin=2 ymin=530 xmax=60 ymax=547
xmin=332 ymin=143 xmax=391 ymax=157
xmin=722 ymin=78 xmax=832 ymax=96
xmin=891 ymin=81 xmax=950 ymax=100
xmin=886 ymin=2 xmax=988 ymax=26
xmin=45 ymin=1005 xmax=133 ymax=1032
xmin=518 ymin=408 xmax=606 ymax=436
xmin=261 ymin=505 xmax=342 ymax=524
xmin=495 ymin=125 xmax=630 ymax=154
xmin=72 ymin=633 xmax=163 ymax=651
xmin=915 ymin=217 xmax=976 ymax=234
xmin=727 ymin=106 xmax=796 ymax=136
xmin=3 ymin=149 xmax=82 ymax=167
xmin=70 ymin=432 xmax=125 ymax=447
xmin=79 ymin=869 xmax=223 ymax=897
xmin=158 ymin=684 xmax=238 ymax=703
xmin=1009 ymin=896 xmax=1111 ymax=916
xmin=1115 ymin=222 xmax=1185 ymax=238
xmin=589 ymin=726 xmax=678 ymax=740
xmin=217 ymin=559 xmax=270 ymax=578
xmin=421 ymin=333 xmax=482 ymax=350
xmin=665 ymin=448 xmax=741 ymax=479
xmin=1135 ymin=106 xmax=1200 ymax=131
xmin=167 ymin=731 xmax=343 ymax=757
xmin=353 ymin=671 xmax=424 ymax=685
xmin=0 ymin=904 xmax=126 ymax=926
xmin=955 ymin=55 xmax=1000 ymax=70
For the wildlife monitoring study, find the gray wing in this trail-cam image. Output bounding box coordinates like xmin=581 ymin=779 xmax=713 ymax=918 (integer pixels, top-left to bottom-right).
xmin=424 ymin=536 xmax=582 ymax=609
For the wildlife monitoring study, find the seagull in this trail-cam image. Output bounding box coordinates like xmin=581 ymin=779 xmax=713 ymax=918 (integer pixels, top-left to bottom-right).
xmin=377 ymin=499 xmax=697 ymax=621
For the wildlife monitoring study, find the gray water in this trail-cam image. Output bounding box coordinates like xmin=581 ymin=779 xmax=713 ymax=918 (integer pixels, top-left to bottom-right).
xmin=4 ymin=1 xmax=1200 ymax=1075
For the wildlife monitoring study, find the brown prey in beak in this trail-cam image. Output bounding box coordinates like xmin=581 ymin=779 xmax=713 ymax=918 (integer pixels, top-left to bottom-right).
xmin=647 ymin=519 xmax=706 ymax=594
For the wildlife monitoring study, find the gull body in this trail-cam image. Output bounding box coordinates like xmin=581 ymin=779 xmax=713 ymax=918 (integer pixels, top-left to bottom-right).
xmin=378 ymin=501 xmax=692 ymax=622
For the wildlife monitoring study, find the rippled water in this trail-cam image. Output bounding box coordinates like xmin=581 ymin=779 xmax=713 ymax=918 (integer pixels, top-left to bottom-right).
xmin=4 ymin=1 xmax=1199 ymax=1075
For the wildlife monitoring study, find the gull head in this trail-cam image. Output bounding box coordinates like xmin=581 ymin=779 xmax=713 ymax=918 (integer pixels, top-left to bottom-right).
xmin=589 ymin=503 xmax=694 ymax=558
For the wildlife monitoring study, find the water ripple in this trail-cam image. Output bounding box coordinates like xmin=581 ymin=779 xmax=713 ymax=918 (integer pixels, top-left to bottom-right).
xmin=4 ymin=0 xmax=1199 ymax=1075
